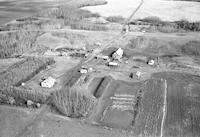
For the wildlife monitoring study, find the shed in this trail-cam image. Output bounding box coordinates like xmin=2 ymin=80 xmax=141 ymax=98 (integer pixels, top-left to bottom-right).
xmin=108 ymin=62 xmax=118 ymax=66
xmin=147 ymin=59 xmax=155 ymax=66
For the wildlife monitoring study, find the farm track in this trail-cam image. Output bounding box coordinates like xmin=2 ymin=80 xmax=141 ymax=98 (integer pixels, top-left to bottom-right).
xmin=160 ymin=79 xmax=167 ymax=137
xmin=122 ymin=0 xmax=144 ymax=31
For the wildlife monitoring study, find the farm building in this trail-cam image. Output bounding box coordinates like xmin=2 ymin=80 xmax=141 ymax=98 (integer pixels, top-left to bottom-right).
xmin=108 ymin=62 xmax=118 ymax=66
xmin=112 ymin=48 xmax=123 ymax=60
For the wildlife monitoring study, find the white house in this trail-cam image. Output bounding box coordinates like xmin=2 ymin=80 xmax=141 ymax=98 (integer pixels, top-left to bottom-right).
xmin=80 ymin=68 xmax=88 ymax=74
xmin=41 ymin=77 xmax=56 ymax=88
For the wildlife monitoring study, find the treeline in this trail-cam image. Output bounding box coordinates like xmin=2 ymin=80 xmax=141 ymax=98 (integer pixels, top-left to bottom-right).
xmin=37 ymin=7 xmax=99 ymax=25
xmin=37 ymin=7 xmax=107 ymax=31
xmin=0 ymin=6 xmax=108 ymax=32
xmin=132 ymin=17 xmax=200 ymax=32
xmin=1 ymin=86 xmax=49 ymax=104
xmin=0 ymin=57 xmax=55 ymax=103
xmin=52 ymin=86 xmax=96 ymax=118
xmin=0 ymin=30 xmax=41 ymax=58
xmin=174 ymin=20 xmax=200 ymax=31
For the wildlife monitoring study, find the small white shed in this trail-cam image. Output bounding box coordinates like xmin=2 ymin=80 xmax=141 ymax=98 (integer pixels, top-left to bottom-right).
xmin=108 ymin=62 xmax=118 ymax=66
xmin=148 ymin=59 xmax=155 ymax=66
xmin=41 ymin=77 xmax=56 ymax=88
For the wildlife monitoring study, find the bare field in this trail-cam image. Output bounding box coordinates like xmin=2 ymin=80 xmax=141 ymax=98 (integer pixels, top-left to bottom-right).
xmin=83 ymin=0 xmax=200 ymax=22
xmin=153 ymin=72 xmax=200 ymax=137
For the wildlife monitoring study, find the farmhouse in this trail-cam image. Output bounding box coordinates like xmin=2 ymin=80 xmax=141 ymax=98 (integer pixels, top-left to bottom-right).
xmin=41 ymin=77 xmax=56 ymax=88
xmin=112 ymin=48 xmax=123 ymax=60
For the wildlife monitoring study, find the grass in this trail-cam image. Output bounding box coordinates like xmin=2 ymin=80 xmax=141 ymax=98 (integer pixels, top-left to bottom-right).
xmin=52 ymin=86 xmax=96 ymax=118
xmin=180 ymin=41 xmax=200 ymax=56
xmin=106 ymin=16 xmax=125 ymax=23
xmin=1 ymin=19 xmax=64 ymax=31
xmin=0 ymin=30 xmax=42 ymax=58
xmin=52 ymin=32 xmax=87 ymax=45
xmin=126 ymin=36 xmax=178 ymax=56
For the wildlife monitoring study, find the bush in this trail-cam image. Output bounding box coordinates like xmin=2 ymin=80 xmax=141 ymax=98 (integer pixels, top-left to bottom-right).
xmin=148 ymin=25 xmax=179 ymax=33
xmin=70 ymin=21 xmax=108 ymax=31
xmin=106 ymin=16 xmax=125 ymax=23
xmin=52 ymin=86 xmax=96 ymax=118
xmin=180 ymin=41 xmax=200 ymax=56
xmin=0 ymin=30 xmax=41 ymax=58
xmin=126 ymin=36 xmax=149 ymax=49
xmin=0 ymin=57 xmax=55 ymax=88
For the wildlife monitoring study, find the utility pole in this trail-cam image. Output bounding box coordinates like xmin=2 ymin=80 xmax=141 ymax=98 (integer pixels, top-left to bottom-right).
xmin=122 ymin=0 xmax=144 ymax=33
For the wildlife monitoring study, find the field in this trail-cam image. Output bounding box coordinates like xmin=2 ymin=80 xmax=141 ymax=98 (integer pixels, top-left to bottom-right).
xmin=83 ymin=0 xmax=200 ymax=22
xmin=0 ymin=0 xmax=200 ymax=137
xmin=0 ymin=0 xmax=107 ymax=25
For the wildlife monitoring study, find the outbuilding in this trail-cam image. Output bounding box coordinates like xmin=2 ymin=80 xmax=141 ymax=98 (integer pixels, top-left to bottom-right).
xmin=108 ymin=62 xmax=118 ymax=66
xmin=147 ymin=59 xmax=155 ymax=66
xmin=95 ymin=55 xmax=110 ymax=61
